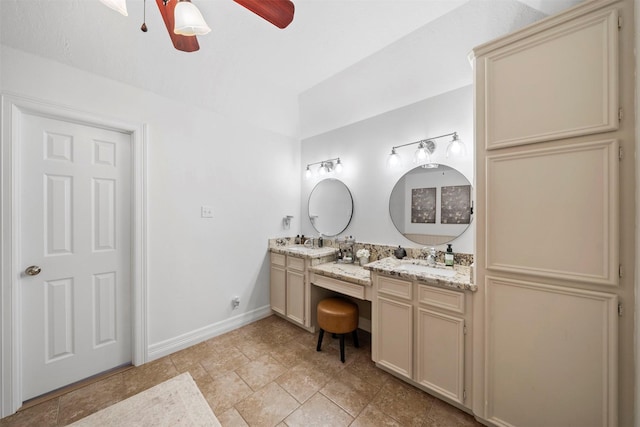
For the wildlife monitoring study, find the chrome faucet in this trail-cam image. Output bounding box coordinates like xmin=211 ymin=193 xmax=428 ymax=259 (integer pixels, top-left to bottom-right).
xmin=426 ymin=247 xmax=436 ymax=266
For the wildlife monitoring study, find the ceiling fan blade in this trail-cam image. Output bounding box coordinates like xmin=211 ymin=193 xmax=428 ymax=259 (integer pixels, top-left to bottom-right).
xmin=155 ymin=0 xmax=200 ymax=52
xmin=233 ymin=0 xmax=295 ymax=29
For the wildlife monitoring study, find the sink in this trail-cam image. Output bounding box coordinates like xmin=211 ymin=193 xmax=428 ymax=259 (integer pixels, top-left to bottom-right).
xmin=396 ymin=263 xmax=457 ymax=277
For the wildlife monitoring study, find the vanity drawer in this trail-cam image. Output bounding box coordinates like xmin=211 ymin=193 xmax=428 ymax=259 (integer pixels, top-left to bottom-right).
xmin=378 ymin=275 xmax=412 ymax=301
xmin=287 ymin=256 xmax=305 ymax=271
xmin=418 ymin=285 xmax=464 ymax=314
xmin=271 ymin=253 xmax=286 ymax=267
xmin=312 ymin=274 xmax=365 ymax=300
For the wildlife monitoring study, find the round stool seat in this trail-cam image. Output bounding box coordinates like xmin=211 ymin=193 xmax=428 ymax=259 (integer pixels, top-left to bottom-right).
xmin=317 ymin=298 xmax=358 ymax=334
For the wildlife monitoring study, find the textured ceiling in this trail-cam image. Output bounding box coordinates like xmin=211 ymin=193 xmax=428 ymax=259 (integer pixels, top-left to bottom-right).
xmin=0 ymin=0 xmax=582 ymax=136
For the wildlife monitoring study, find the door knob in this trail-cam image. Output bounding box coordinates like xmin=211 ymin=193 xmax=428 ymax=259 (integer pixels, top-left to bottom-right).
xmin=25 ymin=265 xmax=41 ymax=276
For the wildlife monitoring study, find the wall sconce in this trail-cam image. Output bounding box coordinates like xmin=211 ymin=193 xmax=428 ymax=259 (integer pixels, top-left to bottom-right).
xmin=305 ymin=157 xmax=343 ymax=179
xmin=387 ymin=132 xmax=465 ymax=168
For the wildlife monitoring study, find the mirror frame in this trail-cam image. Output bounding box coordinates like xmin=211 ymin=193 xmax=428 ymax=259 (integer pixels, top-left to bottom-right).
xmin=308 ymin=178 xmax=354 ymax=237
xmin=388 ymin=164 xmax=473 ymax=245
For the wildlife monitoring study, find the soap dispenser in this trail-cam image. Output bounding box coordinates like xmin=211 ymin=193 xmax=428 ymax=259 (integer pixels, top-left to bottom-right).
xmin=445 ymin=244 xmax=454 ymax=267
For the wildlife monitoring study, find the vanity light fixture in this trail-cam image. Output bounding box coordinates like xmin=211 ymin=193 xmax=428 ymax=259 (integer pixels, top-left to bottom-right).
xmin=304 ymin=157 xmax=342 ymax=179
xmin=387 ymin=132 xmax=465 ymax=167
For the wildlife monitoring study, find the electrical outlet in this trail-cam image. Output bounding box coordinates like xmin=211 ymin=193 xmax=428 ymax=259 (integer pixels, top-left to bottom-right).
xmin=232 ymin=296 xmax=240 ymax=309
xmin=201 ymin=206 xmax=213 ymax=218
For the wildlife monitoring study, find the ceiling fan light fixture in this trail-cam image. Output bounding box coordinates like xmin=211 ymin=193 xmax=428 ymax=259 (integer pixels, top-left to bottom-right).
xmin=174 ymin=1 xmax=211 ymax=36
xmin=99 ymin=0 xmax=128 ymax=16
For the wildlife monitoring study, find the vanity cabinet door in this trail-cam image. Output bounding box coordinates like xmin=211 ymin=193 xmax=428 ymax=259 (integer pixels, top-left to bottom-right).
xmin=416 ymin=308 xmax=465 ymax=404
xmin=286 ymin=269 xmax=305 ymax=325
xmin=270 ymin=255 xmax=286 ymax=316
xmin=376 ymin=295 xmax=413 ymax=379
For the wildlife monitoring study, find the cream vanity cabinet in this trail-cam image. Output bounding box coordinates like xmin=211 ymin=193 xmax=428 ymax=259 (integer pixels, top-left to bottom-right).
xmin=269 ymin=252 xmax=305 ymax=327
xmin=372 ymin=273 xmax=470 ymax=406
xmin=472 ymin=0 xmax=634 ymax=425
xmin=269 ymin=249 xmax=336 ymax=331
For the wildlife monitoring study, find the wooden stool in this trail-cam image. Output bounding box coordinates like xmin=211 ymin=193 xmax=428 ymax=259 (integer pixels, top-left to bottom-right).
xmin=316 ymin=298 xmax=359 ymax=363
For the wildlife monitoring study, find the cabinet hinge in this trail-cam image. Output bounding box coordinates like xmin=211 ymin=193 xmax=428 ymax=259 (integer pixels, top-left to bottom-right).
xmin=618 ymin=303 xmax=623 ymax=317
xmin=618 ymin=15 xmax=623 ymax=29
xmin=619 ymin=264 xmax=623 ymax=278
xmin=463 ymin=390 xmax=467 ymax=401
xmin=619 ymin=147 xmax=624 ymax=161
xmin=618 ymin=108 xmax=623 ymax=122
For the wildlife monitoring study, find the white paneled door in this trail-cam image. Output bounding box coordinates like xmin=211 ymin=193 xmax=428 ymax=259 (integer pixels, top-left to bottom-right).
xmin=20 ymin=113 xmax=131 ymax=401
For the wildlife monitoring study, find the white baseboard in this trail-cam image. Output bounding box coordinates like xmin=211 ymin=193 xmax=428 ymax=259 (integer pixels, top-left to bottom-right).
xmin=146 ymin=305 xmax=272 ymax=362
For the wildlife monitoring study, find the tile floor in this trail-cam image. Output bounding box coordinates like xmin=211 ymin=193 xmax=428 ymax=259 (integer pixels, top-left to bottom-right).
xmin=0 ymin=315 xmax=483 ymax=426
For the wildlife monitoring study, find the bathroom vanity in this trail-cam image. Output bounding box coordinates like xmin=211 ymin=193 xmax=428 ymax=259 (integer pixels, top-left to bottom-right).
xmin=269 ymin=241 xmax=474 ymax=410
xmin=269 ymin=245 xmax=337 ymax=332
xmin=365 ymin=258 xmax=474 ymax=409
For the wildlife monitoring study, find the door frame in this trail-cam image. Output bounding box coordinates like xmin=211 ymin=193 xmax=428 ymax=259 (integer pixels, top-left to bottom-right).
xmin=0 ymin=94 xmax=148 ymax=417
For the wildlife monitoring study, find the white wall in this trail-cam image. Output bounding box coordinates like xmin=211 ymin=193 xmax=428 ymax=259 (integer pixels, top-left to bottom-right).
xmin=1 ymin=46 xmax=301 ymax=355
xmin=300 ymin=85 xmax=474 ymax=254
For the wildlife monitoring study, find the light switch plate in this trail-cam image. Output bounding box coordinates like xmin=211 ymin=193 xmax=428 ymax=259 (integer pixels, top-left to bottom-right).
xmin=201 ymin=206 xmax=213 ymax=218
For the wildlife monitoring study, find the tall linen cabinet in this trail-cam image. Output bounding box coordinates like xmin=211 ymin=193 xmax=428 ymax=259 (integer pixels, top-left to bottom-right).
xmin=471 ymin=0 xmax=635 ymax=426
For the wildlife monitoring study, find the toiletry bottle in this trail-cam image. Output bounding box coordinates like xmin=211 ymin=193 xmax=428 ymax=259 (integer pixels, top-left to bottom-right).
xmin=445 ymin=244 xmax=454 ymax=267
xmin=295 ymin=235 xmax=300 ymax=244
xmin=300 ymin=235 xmax=306 ymax=244
xmin=338 ymin=249 xmax=343 ymax=261
xmin=318 ymin=235 xmax=323 ymax=248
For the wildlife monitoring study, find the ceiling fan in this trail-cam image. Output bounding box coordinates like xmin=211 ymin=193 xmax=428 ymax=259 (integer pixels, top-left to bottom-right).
xmin=100 ymin=0 xmax=295 ymax=53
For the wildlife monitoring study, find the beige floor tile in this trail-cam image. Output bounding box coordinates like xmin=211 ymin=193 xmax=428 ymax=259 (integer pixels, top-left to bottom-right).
xmin=235 ymin=355 xmax=287 ymax=391
xmin=235 ymin=339 xmax=280 ymax=361
xmin=170 ymin=341 xmax=220 ymax=372
xmin=427 ymin=398 xmax=483 ymax=427
xmin=57 ymin=373 xmax=126 ymax=425
xmin=199 ymin=371 xmax=253 ymax=415
xmin=283 ymin=393 xmax=353 ymax=427
xmin=269 ymin=339 xmax=316 ymax=367
xmin=235 ymin=382 xmax=299 ymax=427
xmin=0 ymin=398 xmax=59 ymax=427
xmin=319 ymin=370 xmax=380 ymax=417
xmin=346 ymin=353 xmax=393 ymax=389
xmin=122 ymin=356 xmax=179 ymax=397
xmin=350 ymin=403 xmax=402 ymax=427
xmin=200 ymin=346 xmax=250 ymax=379
xmin=372 ymin=377 xmax=434 ymax=426
xmin=216 ymin=407 xmax=249 ymax=427
xmin=276 ymin=361 xmax=331 ymax=404
xmin=310 ymin=345 xmax=353 ymax=375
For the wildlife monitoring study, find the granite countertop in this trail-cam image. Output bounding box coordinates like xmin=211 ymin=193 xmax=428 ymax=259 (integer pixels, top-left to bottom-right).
xmin=269 ymin=245 xmax=338 ymax=259
xmin=364 ymin=257 xmax=476 ymax=292
xmin=310 ymin=262 xmax=372 ymax=286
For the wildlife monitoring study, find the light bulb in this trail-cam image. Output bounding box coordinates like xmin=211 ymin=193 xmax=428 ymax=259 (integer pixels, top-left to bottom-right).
xmin=334 ymin=159 xmax=343 ymax=174
xmin=305 ymin=166 xmax=312 ymax=179
xmin=174 ymin=1 xmax=211 ymax=36
xmin=388 ymin=149 xmax=400 ymax=168
xmin=446 ymin=134 xmax=466 ymax=158
xmin=414 ymin=142 xmax=430 ymax=164
xmin=318 ymin=162 xmax=327 ymax=175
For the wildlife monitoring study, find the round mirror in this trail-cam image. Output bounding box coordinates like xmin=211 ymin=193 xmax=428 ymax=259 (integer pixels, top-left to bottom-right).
xmin=389 ymin=165 xmax=472 ymax=245
xmin=308 ymin=178 xmax=354 ymax=237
